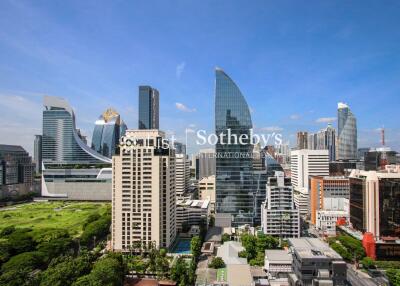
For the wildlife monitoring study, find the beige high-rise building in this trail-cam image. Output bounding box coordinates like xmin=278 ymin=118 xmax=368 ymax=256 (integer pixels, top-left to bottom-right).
xmin=175 ymin=153 xmax=190 ymax=198
xmin=199 ymin=175 xmax=216 ymax=211
xmin=112 ymin=130 xmax=176 ymax=251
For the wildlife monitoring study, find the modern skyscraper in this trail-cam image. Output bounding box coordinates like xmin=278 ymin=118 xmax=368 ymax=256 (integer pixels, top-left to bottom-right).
xmin=91 ymin=108 xmax=127 ymax=158
xmin=349 ymin=169 xmax=400 ymax=240
xmin=34 ymin=135 xmax=42 ymax=173
xmin=214 ymin=68 xmax=254 ymax=226
xmin=307 ymin=124 xmax=336 ymax=161
xmin=41 ymin=96 xmax=112 ymax=200
xmin=42 ymin=96 xmax=111 ymax=164
xmin=297 ymin=131 xmax=308 ymax=150
xmin=138 ymin=86 xmax=159 ymax=130
xmin=337 ymin=102 xmax=357 ymax=160
xmin=197 ymin=149 xmax=216 ymax=179
xmin=112 ymin=130 xmax=176 ymax=251
xmin=261 ymin=171 xmax=300 ymax=238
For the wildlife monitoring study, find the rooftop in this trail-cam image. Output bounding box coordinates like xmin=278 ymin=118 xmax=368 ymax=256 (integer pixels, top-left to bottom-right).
xmin=0 ymin=144 xmax=27 ymax=153
xmin=289 ymin=238 xmax=342 ymax=260
xmin=217 ymin=241 xmax=247 ymax=265
xmin=265 ymin=249 xmax=293 ymax=263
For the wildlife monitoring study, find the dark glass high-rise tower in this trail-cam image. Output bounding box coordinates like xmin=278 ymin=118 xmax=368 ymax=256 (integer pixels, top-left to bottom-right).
xmin=138 ymin=86 xmax=159 ymax=129
xmin=91 ymin=108 xmax=127 ymax=158
xmin=215 ymin=68 xmax=254 ymax=226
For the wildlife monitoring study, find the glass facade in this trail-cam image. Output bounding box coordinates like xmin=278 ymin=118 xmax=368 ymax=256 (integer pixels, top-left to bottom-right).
xmin=138 ymin=86 xmax=159 ymax=129
xmin=42 ymin=96 xmax=111 ymax=165
xmin=337 ymin=103 xmax=357 ymax=160
xmin=91 ymin=109 xmax=127 ymax=158
xmin=214 ymin=68 xmax=254 ymax=226
xmin=379 ymin=178 xmax=400 ymax=237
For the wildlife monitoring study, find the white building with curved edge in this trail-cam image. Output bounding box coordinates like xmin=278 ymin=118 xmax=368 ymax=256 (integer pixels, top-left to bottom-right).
xmin=41 ymin=96 xmax=112 ymax=200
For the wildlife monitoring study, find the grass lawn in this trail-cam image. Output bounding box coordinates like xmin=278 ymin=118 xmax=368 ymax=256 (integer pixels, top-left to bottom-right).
xmin=0 ymin=201 xmax=110 ymax=237
xmin=217 ymin=268 xmax=227 ymax=282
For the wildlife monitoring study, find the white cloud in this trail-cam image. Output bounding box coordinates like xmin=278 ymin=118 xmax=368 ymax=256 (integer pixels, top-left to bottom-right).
xmin=176 ymin=62 xmax=186 ymax=79
xmin=188 ymin=123 xmax=196 ymax=128
xmin=290 ymin=114 xmax=300 ymax=120
xmin=0 ymin=92 xmax=42 ymax=154
xmin=175 ymin=102 xmax=196 ymax=112
xmin=316 ymin=117 xmax=336 ymax=123
xmin=260 ymin=126 xmax=283 ymax=132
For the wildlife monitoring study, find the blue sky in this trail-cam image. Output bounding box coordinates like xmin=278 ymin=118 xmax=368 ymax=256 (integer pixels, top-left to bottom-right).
xmin=0 ymin=0 xmax=399 ymax=155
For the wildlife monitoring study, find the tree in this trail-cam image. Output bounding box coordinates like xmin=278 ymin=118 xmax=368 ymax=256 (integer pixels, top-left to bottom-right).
xmin=386 ymin=269 xmax=400 ymax=286
xmin=1 ymin=251 xmax=44 ymax=273
xmin=0 ymin=226 xmax=16 ymax=237
xmin=249 ymin=251 xmax=265 ymax=267
xmin=74 ymin=254 xmax=126 ymax=286
xmin=191 ymin=236 xmax=202 ymax=259
xmin=7 ymin=228 xmax=36 ymax=255
xmin=330 ymin=242 xmax=351 ymax=261
xmin=171 ymin=257 xmax=189 ymax=286
xmin=209 ymin=257 xmax=225 ymax=269
xmin=39 ymin=254 xmax=94 ymax=286
xmin=361 ymin=257 xmax=375 ymax=269
xmin=0 ymin=240 xmax=11 ymax=264
xmin=241 ymin=234 xmax=257 ymax=260
xmin=80 ymin=215 xmax=111 ymax=247
xmin=221 ymin=233 xmax=230 ymax=243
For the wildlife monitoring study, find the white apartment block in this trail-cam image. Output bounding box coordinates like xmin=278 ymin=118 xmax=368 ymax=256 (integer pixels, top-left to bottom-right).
xmin=176 ymin=199 xmax=210 ymax=233
xmin=175 ymin=153 xmax=190 ymax=198
xmin=291 ymin=149 xmax=329 ymax=218
xmin=290 ymin=149 xmax=329 ymax=190
xmin=261 ymin=171 xmax=300 ymax=238
xmin=112 ymin=130 xmax=176 ymax=251
xmin=199 ymin=175 xmax=216 ymax=211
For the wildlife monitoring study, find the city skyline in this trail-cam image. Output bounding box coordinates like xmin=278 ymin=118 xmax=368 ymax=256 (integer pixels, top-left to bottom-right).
xmin=1 ymin=1 xmax=400 ymax=155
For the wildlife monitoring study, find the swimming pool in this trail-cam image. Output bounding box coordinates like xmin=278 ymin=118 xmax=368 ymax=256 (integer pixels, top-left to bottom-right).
xmin=171 ymin=238 xmax=191 ymax=254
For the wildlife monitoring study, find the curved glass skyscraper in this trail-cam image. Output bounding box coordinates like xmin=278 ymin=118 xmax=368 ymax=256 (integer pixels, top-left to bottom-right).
xmin=91 ymin=108 xmax=127 ymax=158
xmin=215 ymin=68 xmax=254 ymax=226
xmin=42 ymin=96 xmax=111 ymax=164
xmin=337 ymin=102 xmax=357 ymax=160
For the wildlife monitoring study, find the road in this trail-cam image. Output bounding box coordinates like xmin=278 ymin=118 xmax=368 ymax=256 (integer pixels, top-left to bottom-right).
xmin=346 ymin=264 xmax=377 ymax=286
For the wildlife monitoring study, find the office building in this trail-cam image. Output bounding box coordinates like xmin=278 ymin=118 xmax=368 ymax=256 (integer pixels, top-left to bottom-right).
xmin=288 ymin=238 xmax=347 ymax=286
xmin=309 ymin=176 xmax=350 ymax=227
xmin=176 ymin=199 xmax=210 ymax=233
xmin=33 ymin=135 xmax=42 ymax=174
xmin=307 ymin=124 xmax=336 ymax=161
xmin=349 ymin=169 xmax=400 ymax=240
xmin=197 ymin=148 xmax=216 ymax=179
xmin=290 ymin=149 xmax=329 ymax=190
xmin=199 ymin=175 xmax=216 ymax=211
xmin=363 ymin=148 xmax=398 ymax=171
xmin=291 ymin=149 xmax=329 ymax=217
xmin=91 ymin=108 xmax=127 ymax=158
xmin=337 ymin=102 xmax=357 ymax=160
xmin=297 ymin=132 xmax=308 ymax=150
xmin=261 ymin=171 xmax=300 ymax=238
xmin=41 ymin=96 xmax=112 ymax=200
xmin=0 ymin=144 xmax=37 ymax=199
xmin=42 ymin=96 xmax=111 ymax=165
xmin=214 ymin=68 xmax=254 ymax=226
xmin=316 ymin=210 xmax=348 ymax=235
xmin=112 ymin=130 xmax=176 ymax=251
xmin=138 ymin=86 xmax=159 ymax=130
xmin=175 ymin=152 xmax=190 ymax=198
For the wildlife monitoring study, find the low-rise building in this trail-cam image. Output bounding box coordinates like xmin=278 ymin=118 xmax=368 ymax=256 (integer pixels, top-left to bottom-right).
xmin=176 ymin=199 xmax=210 ymax=233
xmin=288 ymin=238 xmax=347 ymax=286
xmin=264 ymin=250 xmax=292 ymax=277
xmin=199 ymin=175 xmax=215 ymax=211
xmin=316 ymin=210 xmax=349 ymax=236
